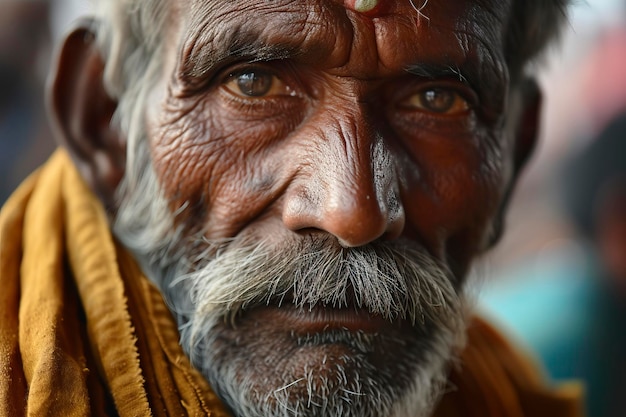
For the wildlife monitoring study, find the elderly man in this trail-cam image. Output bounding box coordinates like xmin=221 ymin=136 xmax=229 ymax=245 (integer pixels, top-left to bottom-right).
xmin=1 ymin=0 xmax=583 ymax=416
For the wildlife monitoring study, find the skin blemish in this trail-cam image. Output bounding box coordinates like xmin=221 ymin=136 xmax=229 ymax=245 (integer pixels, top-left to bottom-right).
xmin=346 ymin=0 xmax=383 ymax=16
xmin=354 ymin=0 xmax=377 ymax=12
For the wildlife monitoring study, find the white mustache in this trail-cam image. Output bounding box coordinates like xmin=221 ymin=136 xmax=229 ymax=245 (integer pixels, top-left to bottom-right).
xmin=166 ymin=235 xmax=461 ymax=329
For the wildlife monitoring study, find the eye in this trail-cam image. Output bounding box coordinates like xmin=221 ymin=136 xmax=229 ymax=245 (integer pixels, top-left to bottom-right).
xmin=223 ymin=69 xmax=294 ymax=98
xmin=400 ymin=88 xmax=470 ymax=115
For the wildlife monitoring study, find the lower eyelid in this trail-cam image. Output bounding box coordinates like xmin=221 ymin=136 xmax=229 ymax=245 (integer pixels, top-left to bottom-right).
xmin=390 ymin=111 xmax=478 ymax=138
xmin=218 ymin=86 xmax=303 ymax=112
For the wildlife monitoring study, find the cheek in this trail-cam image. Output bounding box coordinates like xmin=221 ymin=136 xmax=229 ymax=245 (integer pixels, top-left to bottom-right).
xmin=150 ymin=98 xmax=235 ymax=211
xmin=397 ymin=125 xmax=507 ymax=258
xmin=147 ymin=92 xmax=299 ymax=237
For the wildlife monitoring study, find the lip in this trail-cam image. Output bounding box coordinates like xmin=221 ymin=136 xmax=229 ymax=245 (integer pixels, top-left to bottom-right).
xmin=246 ymin=303 xmax=396 ymax=335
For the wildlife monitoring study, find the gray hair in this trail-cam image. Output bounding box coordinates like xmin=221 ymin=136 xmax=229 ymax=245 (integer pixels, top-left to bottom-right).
xmin=93 ymin=0 xmax=173 ymax=253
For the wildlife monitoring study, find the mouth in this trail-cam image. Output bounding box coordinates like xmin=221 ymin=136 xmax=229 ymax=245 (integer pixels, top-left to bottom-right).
xmin=247 ymin=302 xmax=399 ymax=335
xmin=230 ymin=301 xmax=415 ymax=362
xmin=232 ymin=275 xmax=416 ymax=336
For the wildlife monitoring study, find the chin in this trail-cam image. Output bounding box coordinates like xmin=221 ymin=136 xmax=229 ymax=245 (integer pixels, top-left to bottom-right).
xmin=185 ymin=301 xmax=469 ymax=417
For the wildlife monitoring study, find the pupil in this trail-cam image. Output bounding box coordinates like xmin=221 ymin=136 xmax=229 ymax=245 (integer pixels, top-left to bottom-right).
xmin=236 ymin=71 xmax=272 ymax=97
xmin=423 ymin=89 xmax=454 ymax=112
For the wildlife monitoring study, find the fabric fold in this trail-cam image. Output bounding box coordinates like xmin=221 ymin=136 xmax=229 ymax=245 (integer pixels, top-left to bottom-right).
xmin=1 ymin=150 xmax=229 ymax=416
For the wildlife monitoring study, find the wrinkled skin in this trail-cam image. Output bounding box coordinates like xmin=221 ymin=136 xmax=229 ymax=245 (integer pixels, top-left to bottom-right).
xmin=149 ymin=0 xmax=513 ymax=277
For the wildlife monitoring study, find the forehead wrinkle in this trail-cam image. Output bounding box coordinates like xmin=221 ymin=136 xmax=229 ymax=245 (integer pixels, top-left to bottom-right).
xmin=178 ymin=0 xmax=350 ymax=81
xmin=453 ymin=28 xmax=508 ymax=106
xmin=413 ymin=0 xmax=507 ymax=79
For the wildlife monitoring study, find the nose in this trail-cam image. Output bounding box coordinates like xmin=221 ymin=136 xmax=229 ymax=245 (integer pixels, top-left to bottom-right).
xmin=281 ymin=114 xmax=405 ymax=247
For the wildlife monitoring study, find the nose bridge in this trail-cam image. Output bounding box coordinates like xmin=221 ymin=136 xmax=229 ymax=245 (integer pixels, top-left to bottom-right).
xmin=325 ymin=108 xmax=379 ymax=212
xmin=282 ymin=103 xmax=405 ymax=247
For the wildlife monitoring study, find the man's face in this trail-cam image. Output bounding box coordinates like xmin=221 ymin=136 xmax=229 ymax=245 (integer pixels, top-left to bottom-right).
xmin=124 ymin=0 xmax=519 ymax=415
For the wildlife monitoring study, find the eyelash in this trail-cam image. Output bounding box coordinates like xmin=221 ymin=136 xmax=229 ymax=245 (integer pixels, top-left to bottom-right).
xmin=216 ymin=76 xmax=303 ymax=120
xmin=409 ymin=82 xmax=476 ymax=104
xmin=220 ymin=61 xmax=292 ymax=85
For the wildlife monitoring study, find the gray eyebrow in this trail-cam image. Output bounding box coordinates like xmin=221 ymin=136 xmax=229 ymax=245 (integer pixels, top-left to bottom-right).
xmin=179 ymin=28 xmax=299 ymax=83
xmin=404 ymin=63 xmax=483 ymax=101
xmin=405 ymin=63 xmax=470 ymax=84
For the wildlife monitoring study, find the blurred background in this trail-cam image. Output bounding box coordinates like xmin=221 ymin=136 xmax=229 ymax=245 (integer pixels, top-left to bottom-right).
xmin=1 ymin=0 xmax=625 ymax=416
xmin=476 ymin=2 xmax=626 ymax=417
xmin=0 ymin=0 xmax=89 ymax=202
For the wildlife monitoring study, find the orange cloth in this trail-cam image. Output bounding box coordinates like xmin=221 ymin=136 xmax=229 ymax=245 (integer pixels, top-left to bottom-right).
xmin=1 ymin=150 xmax=229 ymax=416
xmin=0 ymin=150 xmax=584 ymax=416
xmin=434 ymin=319 xmax=584 ymax=417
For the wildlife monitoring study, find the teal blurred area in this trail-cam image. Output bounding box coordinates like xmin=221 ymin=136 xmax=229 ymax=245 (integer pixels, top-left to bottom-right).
xmin=480 ymin=241 xmax=626 ymax=417
xmin=476 ymin=2 xmax=626 ymax=416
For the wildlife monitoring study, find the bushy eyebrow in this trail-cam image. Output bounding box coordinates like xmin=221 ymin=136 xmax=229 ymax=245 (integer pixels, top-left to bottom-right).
xmin=405 ymin=64 xmax=469 ymax=83
xmin=179 ymin=29 xmax=299 ymax=83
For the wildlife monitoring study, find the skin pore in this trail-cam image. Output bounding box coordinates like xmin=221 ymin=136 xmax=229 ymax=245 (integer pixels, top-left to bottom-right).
xmin=77 ymin=0 xmax=536 ymax=416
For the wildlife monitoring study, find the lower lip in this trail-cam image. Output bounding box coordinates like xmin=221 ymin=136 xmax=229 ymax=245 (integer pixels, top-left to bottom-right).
xmin=245 ymin=303 xmax=396 ymax=334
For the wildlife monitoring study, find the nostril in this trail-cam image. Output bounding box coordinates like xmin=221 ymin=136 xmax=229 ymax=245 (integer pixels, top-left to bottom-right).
xmin=381 ymin=207 xmax=405 ymax=242
xmin=282 ymin=186 xmax=322 ymax=232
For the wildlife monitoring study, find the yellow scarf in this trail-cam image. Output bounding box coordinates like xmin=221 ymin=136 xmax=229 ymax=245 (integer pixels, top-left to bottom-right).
xmin=1 ymin=149 xmax=584 ymax=416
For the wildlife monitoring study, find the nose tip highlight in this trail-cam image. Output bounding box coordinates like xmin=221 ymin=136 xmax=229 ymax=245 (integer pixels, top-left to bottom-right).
xmin=282 ymin=185 xmax=405 ymax=248
xmin=334 ymin=215 xmax=405 ymax=247
xmin=325 ymin=194 xmax=389 ymax=247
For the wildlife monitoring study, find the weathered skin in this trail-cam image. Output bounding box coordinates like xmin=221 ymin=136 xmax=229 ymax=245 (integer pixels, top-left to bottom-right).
xmin=148 ymin=0 xmax=514 ymax=279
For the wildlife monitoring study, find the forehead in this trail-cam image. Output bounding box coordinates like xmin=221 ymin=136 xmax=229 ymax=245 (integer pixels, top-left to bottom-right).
xmin=178 ymin=0 xmax=511 ymax=38
xmin=172 ymin=0 xmax=512 ymax=84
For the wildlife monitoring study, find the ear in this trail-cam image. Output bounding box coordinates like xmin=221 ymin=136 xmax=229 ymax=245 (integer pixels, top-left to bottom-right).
xmin=487 ymin=78 xmax=542 ymax=248
xmin=48 ymin=19 xmax=125 ymax=211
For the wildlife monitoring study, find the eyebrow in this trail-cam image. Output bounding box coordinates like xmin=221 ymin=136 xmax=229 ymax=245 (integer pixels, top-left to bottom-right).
xmin=179 ymin=17 xmax=508 ymax=108
xmin=405 ymin=63 xmax=469 ymax=83
xmin=179 ymin=27 xmax=302 ymax=83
